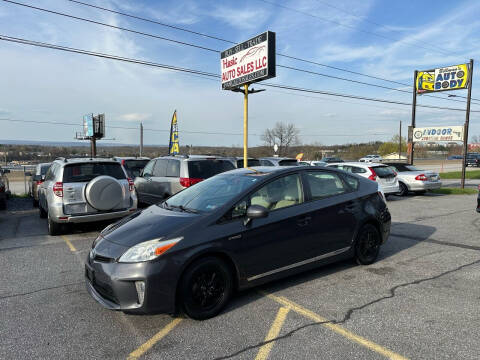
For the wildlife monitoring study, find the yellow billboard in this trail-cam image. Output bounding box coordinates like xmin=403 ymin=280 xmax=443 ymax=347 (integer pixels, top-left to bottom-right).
xmin=416 ymin=63 xmax=469 ymax=93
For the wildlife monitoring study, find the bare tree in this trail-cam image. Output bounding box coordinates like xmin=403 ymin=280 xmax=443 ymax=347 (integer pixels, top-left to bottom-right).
xmin=262 ymin=122 xmax=300 ymax=156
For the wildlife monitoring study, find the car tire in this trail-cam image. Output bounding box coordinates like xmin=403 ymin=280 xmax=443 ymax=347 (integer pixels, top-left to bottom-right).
xmin=180 ymin=257 xmax=233 ymax=320
xmin=354 ymin=224 xmax=381 ymax=265
xmin=397 ymin=182 xmax=409 ymax=196
xmin=48 ymin=214 xmax=62 ymax=236
xmin=0 ymin=198 xmax=6 ymax=210
xmin=39 ymin=203 xmax=47 ymax=218
xmin=33 ymin=198 xmax=39 ymax=207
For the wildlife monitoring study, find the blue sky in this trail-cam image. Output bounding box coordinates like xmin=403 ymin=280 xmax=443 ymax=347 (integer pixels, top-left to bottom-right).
xmin=0 ymin=0 xmax=479 ymax=147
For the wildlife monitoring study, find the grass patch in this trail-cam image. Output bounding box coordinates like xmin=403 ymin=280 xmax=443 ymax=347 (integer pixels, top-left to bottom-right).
xmin=430 ymin=187 xmax=478 ymax=195
xmin=10 ymin=193 xmax=30 ymax=198
xmin=439 ymin=170 xmax=480 ymax=179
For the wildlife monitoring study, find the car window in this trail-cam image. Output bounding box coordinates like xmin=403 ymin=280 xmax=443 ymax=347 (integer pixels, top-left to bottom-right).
xmin=63 ymin=163 xmax=126 ymax=183
xmin=142 ymin=160 xmax=155 ymax=177
xmin=166 ymin=160 xmax=180 ymax=177
xmin=44 ymin=165 xmax=54 ymax=181
xmin=279 ymin=159 xmax=298 ymax=166
xmin=344 ymin=175 xmax=359 ymax=190
xmin=187 ymin=160 xmax=235 ymax=179
xmin=250 ymin=174 xmax=304 ymax=211
xmin=230 ymin=198 xmax=248 ymax=219
xmin=153 ymin=159 xmax=167 ymax=177
xmin=40 ymin=165 xmax=51 ymax=175
xmin=372 ymin=166 xmax=396 ymax=178
xmin=351 ymin=166 xmax=366 ymax=174
xmin=304 ymin=171 xmax=347 ymax=200
xmin=166 ymin=173 xmax=260 ymax=213
xmin=260 ymin=160 xmax=274 ymax=166
xmin=124 ymin=160 xmax=149 ymax=178
xmin=237 ymin=159 xmax=261 ymax=167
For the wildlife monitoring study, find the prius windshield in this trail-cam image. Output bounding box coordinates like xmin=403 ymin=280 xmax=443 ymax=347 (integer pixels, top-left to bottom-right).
xmin=163 ymin=173 xmax=264 ymax=213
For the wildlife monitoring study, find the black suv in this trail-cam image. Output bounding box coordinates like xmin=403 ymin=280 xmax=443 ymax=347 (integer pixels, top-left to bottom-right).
xmin=466 ymin=153 xmax=480 ymax=167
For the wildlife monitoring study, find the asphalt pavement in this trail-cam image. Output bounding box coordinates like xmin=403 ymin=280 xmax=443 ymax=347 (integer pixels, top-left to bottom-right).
xmin=1 ymin=194 xmax=479 ymax=359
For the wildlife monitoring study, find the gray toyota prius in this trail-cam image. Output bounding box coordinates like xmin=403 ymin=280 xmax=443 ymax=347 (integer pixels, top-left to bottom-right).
xmin=85 ymin=166 xmax=391 ymax=319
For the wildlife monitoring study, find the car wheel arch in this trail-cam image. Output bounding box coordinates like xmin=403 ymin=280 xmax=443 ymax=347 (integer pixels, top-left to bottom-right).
xmin=174 ymin=250 xmax=240 ymax=312
xmin=352 ymin=218 xmax=383 ymax=246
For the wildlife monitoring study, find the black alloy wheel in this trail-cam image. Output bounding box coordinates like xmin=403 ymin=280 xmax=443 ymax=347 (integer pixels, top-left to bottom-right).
xmin=397 ymin=182 xmax=409 ymax=197
xmin=180 ymin=257 xmax=233 ymax=320
xmin=354 ymin=224 xmax=381 ymax=265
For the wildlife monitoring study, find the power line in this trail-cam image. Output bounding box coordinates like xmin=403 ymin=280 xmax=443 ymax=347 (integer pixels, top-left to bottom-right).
xmin=60 ymin=0 xmax=479 ymax=103
xmin=4 ymin=0 xmax=477 ymax=107
xmin=1 ymin=34 xmax=479 ymax=114
xmin=0 ymin=118 xmax=391 ymax=137
xmin=257 ymin=0 xmax=450 ymax=56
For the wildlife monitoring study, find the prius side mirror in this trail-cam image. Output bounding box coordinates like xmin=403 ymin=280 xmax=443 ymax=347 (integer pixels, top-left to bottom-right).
xmin=244 ymin=205 xmax=268 ymax=226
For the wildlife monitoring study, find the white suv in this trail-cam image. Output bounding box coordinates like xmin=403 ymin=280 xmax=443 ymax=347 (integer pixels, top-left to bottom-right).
xmin=359 ymin=155 xmax=383 ymax=163
xmin=326 ymin=162 xmax=399 ymax=198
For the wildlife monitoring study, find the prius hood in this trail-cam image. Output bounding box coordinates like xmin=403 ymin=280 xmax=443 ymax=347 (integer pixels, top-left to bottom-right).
xmin=101 ymin=205 xmax=202 ymax=248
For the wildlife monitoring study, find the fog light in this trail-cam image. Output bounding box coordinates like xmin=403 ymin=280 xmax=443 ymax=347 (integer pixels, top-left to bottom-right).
xmin=135 ymin=281 xmax=145 ymax=306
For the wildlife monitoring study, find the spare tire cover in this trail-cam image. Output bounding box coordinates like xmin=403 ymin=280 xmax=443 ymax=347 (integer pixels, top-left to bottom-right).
xmin=85 ymin=176 xmax=123 ymax=211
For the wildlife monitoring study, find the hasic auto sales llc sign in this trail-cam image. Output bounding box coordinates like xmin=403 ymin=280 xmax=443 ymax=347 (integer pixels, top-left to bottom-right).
xmin=221 ymin=31 xmax=276 ymax=90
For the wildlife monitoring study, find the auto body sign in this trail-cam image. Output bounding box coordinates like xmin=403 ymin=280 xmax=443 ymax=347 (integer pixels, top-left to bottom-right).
xmin=413 ymin=126 xmax=464 ymax=142
xmin=416 ymin=63 xmax=469 ymax=93
xmin=221 ymin=31 xmax=275 ymax=90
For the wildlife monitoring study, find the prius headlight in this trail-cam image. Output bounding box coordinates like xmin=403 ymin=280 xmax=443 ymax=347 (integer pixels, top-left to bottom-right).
xmin=118 ymin=237 xmax=183 ymax=263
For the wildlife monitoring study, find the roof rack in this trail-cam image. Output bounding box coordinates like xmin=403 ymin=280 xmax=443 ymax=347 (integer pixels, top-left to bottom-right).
xmin=55 ymin=157 xmax=67 ymax=162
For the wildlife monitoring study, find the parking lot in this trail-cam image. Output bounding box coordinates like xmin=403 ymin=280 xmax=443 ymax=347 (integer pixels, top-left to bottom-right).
xmin=1 ymin=193 xmax=479 ymax=359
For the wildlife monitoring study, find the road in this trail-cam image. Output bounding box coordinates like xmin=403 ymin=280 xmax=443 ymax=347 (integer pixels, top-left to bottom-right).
xmin=1 ymin=194 xmax=479 ymax=359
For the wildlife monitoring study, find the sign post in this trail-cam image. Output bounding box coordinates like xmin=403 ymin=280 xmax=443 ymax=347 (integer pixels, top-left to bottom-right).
xmin=412 ymin=62 xmax=473 ymax=182
xmin=461 ymin=59 xmax=474 ymax=189
xmin=221 ymin=31 xmax=275 ymax=167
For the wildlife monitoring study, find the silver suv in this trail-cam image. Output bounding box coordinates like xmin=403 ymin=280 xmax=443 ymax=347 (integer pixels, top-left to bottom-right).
xmin=134 ymin=155 xmax=235 ymax=205
xmin=38 ymin=158 xmax=137 ymax=235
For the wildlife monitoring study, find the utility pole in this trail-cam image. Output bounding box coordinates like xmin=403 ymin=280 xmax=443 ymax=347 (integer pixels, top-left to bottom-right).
xmin=409 ymin=70 xmax=418 ymax=165
xmin=399 ymin=121 xmax=402 ymax=160
xmin=461 ymin=59 xmax=474 ymax=189
xmin=140 ymin=122 xmax=143 ymax=157
xmin=90 ymin=137 xmax=97 ymax=158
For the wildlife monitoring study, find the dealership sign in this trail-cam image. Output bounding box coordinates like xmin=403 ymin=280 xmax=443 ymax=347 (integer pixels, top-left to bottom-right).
xmin=413 ymin=126 xmax=464 ymax=142
xmin=221 ymin=31 xmax=276 ymax=90
xmin=83 ymin=114 xmax=94 ymax=137
xmin=416 ymin=63 xmax=469 ymax=93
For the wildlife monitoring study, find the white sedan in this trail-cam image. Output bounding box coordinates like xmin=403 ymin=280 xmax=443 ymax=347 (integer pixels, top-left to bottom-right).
xmin=359 ymin=155 xmax=383 ymax=163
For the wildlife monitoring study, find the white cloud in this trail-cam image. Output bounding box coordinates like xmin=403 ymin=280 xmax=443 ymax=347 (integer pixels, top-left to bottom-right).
xmin=209 ymin=6 xmax=270 ymax=31
xmin=118 ymin=113 xmax=152 ymax=122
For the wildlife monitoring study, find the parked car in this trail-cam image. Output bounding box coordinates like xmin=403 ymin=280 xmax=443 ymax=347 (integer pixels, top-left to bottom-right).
xmin=466 ymin=153 xmax=480 ymax=167
xmin=310 ymin=161 xmax=328 ymax=166
xmin=29 ymin=162 xmax=52 ymax=207
xmin=113 ymin=157 xmax=150 ymax=178
xmin=85 ymin=166 xmax=391 ymax=319
xmin=38 ymin=158 xmax=137 ymax=235
xmin=477 ymin=185 xmax=480 ymax=213
xmin=447 ymin=155 xmax=463 ymax=160
xmin=0 ymin=167 xmax=11 ymax=210
xmin=134 ymin=155 xmax=235 ymax=205
xmin=297 ymin=161 xmax=311 ymax=166
xmin=226 ymin=157 xmax=261 ymax=168
xmin=326 ymin=162 xmax=399 ymax=197
xmin=321 ymin=157 xmax=344 ymax=163
xmin=259 ymin=157 xmax=299 ymax=166
xmin=359 ymin=155 xmax=383 ymax=163
xmin=384 ymin=162 xmax=441 ymax=196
